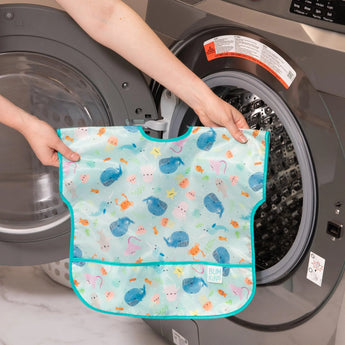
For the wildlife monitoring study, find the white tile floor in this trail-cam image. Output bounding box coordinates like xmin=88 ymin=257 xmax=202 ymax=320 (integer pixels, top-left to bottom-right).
xmin=0 ymin=265 xmax=169 ymax=345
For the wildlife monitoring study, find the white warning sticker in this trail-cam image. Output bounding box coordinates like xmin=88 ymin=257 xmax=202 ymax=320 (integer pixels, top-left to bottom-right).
xmin=307 ymin=251 xmax=326 ymax=287
xmin=172 ymin=329 xmax=189 ymax=345
xmin=203 ymin=35 xmax=296 ymax=89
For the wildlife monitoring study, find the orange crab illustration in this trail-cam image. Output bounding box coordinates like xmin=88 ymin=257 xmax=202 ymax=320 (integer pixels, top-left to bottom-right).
xmin=115 ymin=193 xmax=134 ymax=211
xmin=188 ymin=243 xmax=206 ymax=261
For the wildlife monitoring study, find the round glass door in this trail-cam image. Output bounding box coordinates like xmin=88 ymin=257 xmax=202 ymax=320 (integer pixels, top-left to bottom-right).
xmin=160 ymin=71 xmax=316 ymax=284
xmin=0 ymin=52 xmax=110 ymax=234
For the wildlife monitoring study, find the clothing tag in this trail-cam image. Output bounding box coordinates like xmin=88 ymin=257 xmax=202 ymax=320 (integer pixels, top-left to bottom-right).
xmin=207 ymin=266 xmax=223 ymax=284
xmin=172 ymin=329 xmax=189 ymax=345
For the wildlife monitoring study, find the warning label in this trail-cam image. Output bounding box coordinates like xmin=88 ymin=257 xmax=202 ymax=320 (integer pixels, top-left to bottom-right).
xmin=203 ymin=35 xmax=296 ymax=89
xmin=307 ymin=251 xmax=325 ymax=287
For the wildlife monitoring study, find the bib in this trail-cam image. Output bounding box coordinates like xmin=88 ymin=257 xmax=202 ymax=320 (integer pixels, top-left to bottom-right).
xmin=58 ymin=126 xmax=269 ymax=319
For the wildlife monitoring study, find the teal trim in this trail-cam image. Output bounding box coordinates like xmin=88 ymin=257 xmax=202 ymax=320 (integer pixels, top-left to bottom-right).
xmin=138 ymin=125 xmax=193 ymax=142
xmin=69 ymin=257 xmax=252 ymax=268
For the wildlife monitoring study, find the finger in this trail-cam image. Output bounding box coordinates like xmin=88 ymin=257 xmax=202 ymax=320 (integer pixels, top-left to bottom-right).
xmin=223 ymin=119 xmax=248 ymax=143
xmin=54 ymin=140 xmax=80 ymax=162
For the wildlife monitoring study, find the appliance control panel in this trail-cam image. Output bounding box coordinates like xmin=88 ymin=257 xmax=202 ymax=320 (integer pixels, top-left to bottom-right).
xmin=221 ymin=0 xmax=345 ymax=33
xmin=290 ymin=0 xmax=345 ymax=26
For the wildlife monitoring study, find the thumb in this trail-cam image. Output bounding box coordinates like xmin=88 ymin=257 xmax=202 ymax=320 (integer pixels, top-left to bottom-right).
xmin=54 ymin=140 xmax=80 ymax=162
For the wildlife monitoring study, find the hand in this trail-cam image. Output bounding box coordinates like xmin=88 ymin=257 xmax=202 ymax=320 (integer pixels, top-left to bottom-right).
xmin=193 ymin=92 xmax=250 ymax=143
xmin=20 ymin=115 xmax=80 ymax=167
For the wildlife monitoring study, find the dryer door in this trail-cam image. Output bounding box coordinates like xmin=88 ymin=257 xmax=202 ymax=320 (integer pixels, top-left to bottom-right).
xmin=150 ymin=26 xmax=345 ymax=328
xmin=0 ymin=4 xmax=157 ymax=265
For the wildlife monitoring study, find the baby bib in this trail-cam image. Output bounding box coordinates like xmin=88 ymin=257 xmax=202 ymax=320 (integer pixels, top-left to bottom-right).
xmin=58 ymin=126 xmax=269 ymax=319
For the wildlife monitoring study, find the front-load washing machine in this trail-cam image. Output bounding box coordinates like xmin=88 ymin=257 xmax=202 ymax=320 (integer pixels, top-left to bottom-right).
xmin=142 ymin=1 xmax=345 ymax=344
xmin=0 ymin=0 xmax=159 ymax=265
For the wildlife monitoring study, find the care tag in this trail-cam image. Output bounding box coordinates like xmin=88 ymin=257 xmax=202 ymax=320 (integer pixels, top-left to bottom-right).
xmin=207 ymin=266 xmax=223 ymax=284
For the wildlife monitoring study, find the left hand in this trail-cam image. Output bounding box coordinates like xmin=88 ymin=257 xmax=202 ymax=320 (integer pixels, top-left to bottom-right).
xmin=20 ymin=115 xmax=80 ymax=167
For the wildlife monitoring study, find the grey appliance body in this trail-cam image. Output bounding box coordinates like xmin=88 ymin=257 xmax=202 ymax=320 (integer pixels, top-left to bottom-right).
xmin=0 ymin=1 xmax=158 ymax=265
xmin=143 ymin=1 xmax=345 ymax=344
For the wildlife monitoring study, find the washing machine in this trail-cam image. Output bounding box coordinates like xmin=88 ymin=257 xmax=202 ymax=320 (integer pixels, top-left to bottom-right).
xmin=142 ymin=0 xmax=345 ymax=344
xmin=0 ymin=0 xmax=159 ymax=265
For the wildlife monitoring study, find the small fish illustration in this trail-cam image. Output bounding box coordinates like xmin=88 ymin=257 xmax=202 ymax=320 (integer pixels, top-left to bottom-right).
xmin=136 ymin=257 xmax=143 ymax=263
xmin=218 ymin=289 xmax=227 ymax=297
xmin=73 ymin=280 xmax=80 ymax=287
xmin=65 ymin=135 xmax=74 ymax=142
xmin=79 ymin=218 xmax=89 ymax=226
xmin=120 ymin=158 xmax=128 ymax=164
xmin=153 ymin=226 xmax=159 ymax=235
xmin=91 ymin=188 xmax=99 ymax=194
xmin=145 ymin=278 xmax=152 ymax=285
xmin=222 ymin=134 xmax=230 ymax=141
xmin=115 ymin=307 xmax=124 ymax=311
xmin=245 ymin=277 xmax=253 ymax=285
xmin=103 ymin=157 xmax=111 ymax=162
xmin=192 ymin=127 xmax=201 ymax=134
xmin=252 ymin=130 xmax=260 ymax=138
xmin=254 ymin=161 xmax=262 ymax=165
xmin=218 ymin=236 xmax=227 ymax=241
xmin=195 ymin=165 xmax=204 ymax=174
xmin=230 ymin=219 xmax=239 ymax=228
xmin=129 ymin=278 xmax=137 ymax=282
xmin=100 ymin=267 xmax=108 ymax=275
xmin=97 ymin=127 xmax=106 ymax=136
xmin=241 ymin=191 xmax=249 ymax=197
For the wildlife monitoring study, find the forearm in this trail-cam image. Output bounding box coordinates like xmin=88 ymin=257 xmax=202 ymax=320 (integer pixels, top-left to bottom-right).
xmin=0 ymin=94 xmax=33 ymax=133
xmin=55 ymin=0 xmax=212 ymax=111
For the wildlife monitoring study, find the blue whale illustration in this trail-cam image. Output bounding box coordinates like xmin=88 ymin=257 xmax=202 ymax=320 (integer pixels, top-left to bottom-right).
xmin=159 ymin=157 xmax=184 ymax=174
xmin=213 ymin=246 xmax=230 ymax=276
xmin=206 ymin=223 xmax=230 ymax=235
xmin=182 ymin=277 xmax=208 ymax=294
xmin=124 ymin=285 xmax=146 ymax=306
xmin=100 ymin=166 xmax=122 ymax=186
xmin=197 ymin=128 xmax=216 ymax=151
xmin=164 ymin=231 xmax=189 ymax=248
xmin=249 ymin=172 xmax=264 ymax=192
xmin=109 ymin=217 xmax=134 ymax=237
xmin=204 ymin=193 xmax=224 ymax=218
xmin=143 ymin=196 xmax=167 ymax=216
xmin=72 ymin=245 xmax=85 ymax=266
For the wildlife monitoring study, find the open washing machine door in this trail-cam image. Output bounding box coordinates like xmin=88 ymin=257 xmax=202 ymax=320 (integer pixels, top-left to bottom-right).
xmin=0 ymin=4 xmax=158 ymax=265
xmin=147 ymin=25 xmax=345 ymax=339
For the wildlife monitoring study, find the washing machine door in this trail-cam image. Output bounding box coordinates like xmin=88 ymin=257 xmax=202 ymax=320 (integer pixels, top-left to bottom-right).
xmin=152 ymin=26 xmax=345 ymax=328
xmin=0 ymin=4 xmax=158 ymax=265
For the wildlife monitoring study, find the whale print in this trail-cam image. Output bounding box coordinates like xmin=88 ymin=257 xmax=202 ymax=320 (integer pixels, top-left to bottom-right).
xmin=100 ymin=166 xmax=122 ymax=186
xmin=159 ymin=157 xmax=184 ymax=174
xmin=182 ymin=277 xmax=208 ymax=294
xmin=109 ymin=217 xmax=134 ymax=237
xmin=249 ymin=172 xmax=264 ymax=192
xmin=164 ymin=231 xmax=189 ymax=248
xmin=204 ymin=193 xmax=224 ymax=218
xmin=213 ymin=246 xmax=230 ymax=276
xmin=197 ymin=128 xmax=216 ymax=151
xmin=59 ymin=126 xmax=268 ymax=317
xmin=124 ymin=285 xmax=146 ymax=306
xmin=143 ymin=196 xmax=168 ymax=216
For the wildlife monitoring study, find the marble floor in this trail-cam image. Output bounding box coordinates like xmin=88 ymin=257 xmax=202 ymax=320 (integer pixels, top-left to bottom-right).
xmin=0 ymin=265 xmax=169 ymax=345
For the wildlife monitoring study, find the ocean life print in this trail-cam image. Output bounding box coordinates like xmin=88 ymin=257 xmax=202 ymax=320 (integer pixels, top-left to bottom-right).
xmin=159 ymin=156 xmax=184 ymax=174
xmin=143 ymin=196 xmax=168 ymax=216
xmin=59 ymin=125 xmax=269 ymax=318
xmin=204 ymin=193 xmax=224 ymax=218
xmin=100 ymin=166 xmax=122 ymax=186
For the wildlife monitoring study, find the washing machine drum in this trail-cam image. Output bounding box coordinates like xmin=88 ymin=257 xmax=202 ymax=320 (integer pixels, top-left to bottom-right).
xmin=0 ymin=4 xmax=157 ymax=265
xmin=153 ymin=27 xmax=317 ymax=285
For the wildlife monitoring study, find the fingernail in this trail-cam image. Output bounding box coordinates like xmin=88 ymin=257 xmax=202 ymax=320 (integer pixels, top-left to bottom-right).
xmin=71 ymin=152 xmax=80 ymax=161
xmin=240 ymin=134 xmax=247 ymax=143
